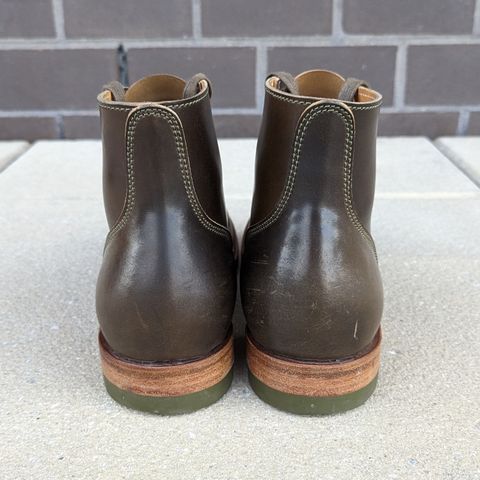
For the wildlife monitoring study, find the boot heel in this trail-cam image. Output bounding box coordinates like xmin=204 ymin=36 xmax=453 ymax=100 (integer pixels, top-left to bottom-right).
xmin=247 ymin=330 xmax=381 ymax=415
xmin=99 ymin=333 xmax=234 ymax=415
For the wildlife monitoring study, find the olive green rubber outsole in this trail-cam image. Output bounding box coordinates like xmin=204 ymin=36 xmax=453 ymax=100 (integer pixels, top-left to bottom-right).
xmin=104 ymin=369 xmax=233 ymax=415
xmin=248 ymin=371 xmax=378 ymax=415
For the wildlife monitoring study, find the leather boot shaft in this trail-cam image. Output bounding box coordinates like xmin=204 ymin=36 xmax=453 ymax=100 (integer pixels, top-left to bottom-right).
xmin=241 ymin=70 xmax=383 ymax=361
xmin=96 ymin=74 xmax=237 ymax=362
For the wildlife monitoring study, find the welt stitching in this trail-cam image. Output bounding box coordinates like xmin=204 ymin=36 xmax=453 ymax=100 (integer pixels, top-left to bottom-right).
xmin=106 ymin=107 xmax=229 ymax=243
xmin=265 ymin=88 xmax=381 ymax=111
xmin=247 ymin=104 xmax=377 ymax=257
xmin=99 ymin=92 xmax=208 ymax=113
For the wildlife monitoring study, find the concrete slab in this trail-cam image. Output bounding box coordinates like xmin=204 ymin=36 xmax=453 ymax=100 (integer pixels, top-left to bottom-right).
xmin=219 ymin=138 xmax=256 ymax=201
xmin=0 ymin=141 xmax=30 ymax=173
xmin=373 ymin=198 xmax=480 ymax=257
xmin=435 ymin=137 xmax=480 ymax=188
xmin=0 ymin=141 xmax=102 ymax=201
xmin=0 ymin=138 xmax=479 ymax=479
xmin=220 ymin=137 xmax=479 ymax=195
xmin=376 ymin=137 xmax=479 ymax=194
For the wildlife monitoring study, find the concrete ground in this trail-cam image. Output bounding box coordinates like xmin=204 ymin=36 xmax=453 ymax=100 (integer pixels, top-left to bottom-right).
xmin=0 ymin=137 xmax=479 ymax=479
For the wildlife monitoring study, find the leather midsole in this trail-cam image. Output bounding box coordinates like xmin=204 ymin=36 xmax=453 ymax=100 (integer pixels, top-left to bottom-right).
xmin=246 ymin=329 xmax=381 ymax=398
xmin=99 ymin=333 xmax=234 ymax=397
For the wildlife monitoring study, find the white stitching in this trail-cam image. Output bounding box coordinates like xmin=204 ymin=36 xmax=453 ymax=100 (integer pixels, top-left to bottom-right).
xmin=265 ymin=88 xmax=382 ymax=111
xmin=99 ymin=91 xmax=209 ymax=113
xmin=106 ymin=106 xmax=230 ymax=243
xmin=247 ymin=103 xmax=377 ymax=258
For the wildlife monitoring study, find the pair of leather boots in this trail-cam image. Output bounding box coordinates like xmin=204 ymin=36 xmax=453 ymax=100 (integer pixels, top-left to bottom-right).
xmin=96 ymin=69 xmax=383 ymax=415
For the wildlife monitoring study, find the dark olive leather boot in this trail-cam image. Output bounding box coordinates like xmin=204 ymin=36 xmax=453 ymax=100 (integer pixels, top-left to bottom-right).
xmin=241 ymin=69 xmax=383 ymax=415
xmin=96 ymin=73 xmax=237 ymax=414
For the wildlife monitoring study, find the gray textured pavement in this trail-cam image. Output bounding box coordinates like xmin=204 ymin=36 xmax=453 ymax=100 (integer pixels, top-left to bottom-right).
xmin=436 ymin=137 xmax=480 ymax=188
xmin=0 ymin=141 xmax=29 ymax=172
xmin=0 ymin=138 xmax=479 ymax=479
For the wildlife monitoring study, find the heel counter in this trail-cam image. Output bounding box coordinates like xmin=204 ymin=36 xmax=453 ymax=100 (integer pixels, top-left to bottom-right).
xmin=97 ymin=105 xmax=236 ymax=361
xmin=242 ymin=101 xmax=382 ymax=361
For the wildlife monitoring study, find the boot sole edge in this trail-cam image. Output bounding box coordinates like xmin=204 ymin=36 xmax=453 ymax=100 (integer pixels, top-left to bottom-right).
xmin=246 ymin=330 xmax=381 ymax=415
xmin=99 ymin=333 xmax=234 ymax=414
xmin=248 ymin=371 xmax=378 ymax=415
xmin=103 ymin=369 xmax=233 ymax=415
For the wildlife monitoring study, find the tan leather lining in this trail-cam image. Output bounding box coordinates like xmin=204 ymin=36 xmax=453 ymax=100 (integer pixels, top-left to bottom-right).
xmin=198 ymin=79 xmax=209 ymax=92
xmin=268 ymin=69 xmax=381 ymax=104
xmin=296 ymin=69 xmax=345 ymax=98
xmin=97 ymin=75 xmax=209 ymax=111
xmin=99 ymin=90 xmax=113 ymax=102
xmin=124 ymin=74 xmax=186 ymax=102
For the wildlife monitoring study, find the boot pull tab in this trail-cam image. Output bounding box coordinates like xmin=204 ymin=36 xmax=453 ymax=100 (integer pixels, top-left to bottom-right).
xmin=338 ymin=77 xmax=370 ymax=102
xmin=268 ymin=71 xmax=299 ymax=95
xmin=103 ymin=81 xmax=126 ymax=101
xmin=183 ymin=73 xmax=212 ymax=98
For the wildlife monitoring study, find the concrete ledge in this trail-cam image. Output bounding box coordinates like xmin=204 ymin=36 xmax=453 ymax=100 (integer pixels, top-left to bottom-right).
xmin=435 ymin=136 xmax=480 ymax=188
xmin=0 ymin=141 xmax=30 ymax=172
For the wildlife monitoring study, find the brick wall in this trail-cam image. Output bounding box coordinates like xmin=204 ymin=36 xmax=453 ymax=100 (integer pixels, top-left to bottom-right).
xmin=1 ymin=0 xmax=480 ymax=140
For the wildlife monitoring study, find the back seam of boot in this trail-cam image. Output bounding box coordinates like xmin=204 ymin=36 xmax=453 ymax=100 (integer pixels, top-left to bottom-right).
xmin=246 ymin=102 xmax=377 ymax=257
xmin=105 ymin=105 xmax=231 ymax=246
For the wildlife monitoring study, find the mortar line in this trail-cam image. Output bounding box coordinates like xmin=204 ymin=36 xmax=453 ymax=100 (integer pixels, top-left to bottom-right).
xmin=331 ymin=0 xmax=344 ymax=42
xmin=2 ymin=105 xmax=480 ymax=118
xmin=51 ymin=0 xmax=66 ymax=40
xmin=192 ymin=0 xmax=202 ymax=39
xmin=255 ymin=45 xmax=268 ymax=113
xmin=393 ymin=43 xmax=408 ymax=108
xmin=56 ymin=113 xmax=65 ymax=139
xmin=212 ymin=107 xmax=260 ymax=115
xmin=0 ymin=110 xmax=98 ymax=117
xmin=473 ymin=0 xmax=480 ymax=34
xmin=381 ymin=105 xmax=480 ymax=113
xmin=2 ymin=35 xmax=480 ymax=50
xmin=456 ymin=110 xmax=471 ymax=135
xmin=117 ymin=44 xmax=129 ymax=85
